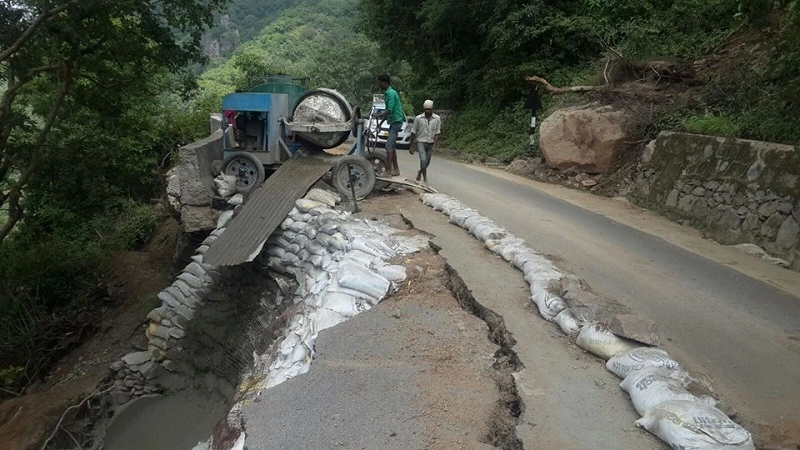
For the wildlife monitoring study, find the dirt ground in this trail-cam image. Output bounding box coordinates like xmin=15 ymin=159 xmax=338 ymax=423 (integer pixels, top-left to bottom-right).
xmin=0 ymin=218 xmax=180 ymax=450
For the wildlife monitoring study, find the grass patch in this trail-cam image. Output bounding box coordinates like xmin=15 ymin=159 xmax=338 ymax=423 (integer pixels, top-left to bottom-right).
xmin=682 ymin=114 xmax=741 ymax=137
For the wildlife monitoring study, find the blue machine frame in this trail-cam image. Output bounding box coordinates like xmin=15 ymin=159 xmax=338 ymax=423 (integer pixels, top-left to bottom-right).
xmin=221 ymin=92 xmax=290 ymax=165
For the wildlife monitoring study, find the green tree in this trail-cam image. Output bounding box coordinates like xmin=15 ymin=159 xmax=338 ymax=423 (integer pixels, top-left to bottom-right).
xmin=0 ymin=0 xmax=228 ymax=243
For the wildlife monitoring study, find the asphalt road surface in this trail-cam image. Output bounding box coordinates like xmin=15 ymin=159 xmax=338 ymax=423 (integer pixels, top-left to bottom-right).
xmin=398 ymin=149 xmax=800 ymax=436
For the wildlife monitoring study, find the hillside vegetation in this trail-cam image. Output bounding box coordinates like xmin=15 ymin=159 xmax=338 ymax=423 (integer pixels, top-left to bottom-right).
xmin=360 ymin=0 xmax=800 ymax=161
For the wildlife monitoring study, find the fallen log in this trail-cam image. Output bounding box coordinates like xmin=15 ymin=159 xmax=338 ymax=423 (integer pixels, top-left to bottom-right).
xmin=524 ymin=75 xmax=609 ymax=95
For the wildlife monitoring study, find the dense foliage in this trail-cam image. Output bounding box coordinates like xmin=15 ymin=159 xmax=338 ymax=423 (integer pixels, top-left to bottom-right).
xmin=0 ymin=0 xmax=227 ymax=394
xmin=360 ymin=0 xmax=800 ymax=158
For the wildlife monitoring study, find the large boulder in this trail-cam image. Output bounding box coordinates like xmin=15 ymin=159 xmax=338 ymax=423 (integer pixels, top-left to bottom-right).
xmin=539 ymin=105 xmax=632 ymax=173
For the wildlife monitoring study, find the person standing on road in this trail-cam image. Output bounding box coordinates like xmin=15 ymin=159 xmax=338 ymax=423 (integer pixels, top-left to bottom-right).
xmin=373 ymin=74 xmax=404 ymax=176
xmin=409 ymin=99 xmax=441 ymax=184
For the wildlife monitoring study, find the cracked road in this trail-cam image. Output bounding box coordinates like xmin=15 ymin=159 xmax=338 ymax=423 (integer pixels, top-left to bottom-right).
xmin=397 ymin=150 xmax=800 ymax=442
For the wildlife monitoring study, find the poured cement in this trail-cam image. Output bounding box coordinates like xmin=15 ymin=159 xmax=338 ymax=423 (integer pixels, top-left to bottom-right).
xmin=104 ymin=389 xmax=227 ymax=450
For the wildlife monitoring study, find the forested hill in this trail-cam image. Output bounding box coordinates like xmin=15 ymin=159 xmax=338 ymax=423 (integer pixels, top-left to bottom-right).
xmin=194 ymin=0 xmax=411 ymax=115
xmin=202 ymin=0 xmax=298 ymax=58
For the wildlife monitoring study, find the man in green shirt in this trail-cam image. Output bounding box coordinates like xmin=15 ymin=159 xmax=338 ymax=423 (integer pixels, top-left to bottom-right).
xmin=373 ymin=73 xmax=404 ymax=176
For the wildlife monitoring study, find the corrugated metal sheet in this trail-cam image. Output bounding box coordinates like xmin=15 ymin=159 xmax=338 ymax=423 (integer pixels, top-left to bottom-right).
xmin=204 ymin=156 xmax=332 ymax=266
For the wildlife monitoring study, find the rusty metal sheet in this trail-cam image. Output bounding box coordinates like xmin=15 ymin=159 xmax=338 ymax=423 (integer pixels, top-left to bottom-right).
xmin=204 ymin=155 xmax=333 ymax=266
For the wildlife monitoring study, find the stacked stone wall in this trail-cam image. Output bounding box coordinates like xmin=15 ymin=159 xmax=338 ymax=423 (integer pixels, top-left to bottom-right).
xmin=633 ymin=131 xmax=799 ymax=269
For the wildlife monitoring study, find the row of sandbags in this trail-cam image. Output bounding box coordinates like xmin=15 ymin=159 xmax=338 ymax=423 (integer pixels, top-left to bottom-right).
xmin=420 ymin=193 xmax=754 ymax=450
xmin=195 ymin=189 xmax=428 ymax=450
xmin=252 ymin=188 xmax=427 ymax=389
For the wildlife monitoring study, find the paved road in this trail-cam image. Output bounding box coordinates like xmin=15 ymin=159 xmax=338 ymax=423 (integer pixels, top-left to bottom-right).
xmin=398 ymin=150 xmax=800 ymax=435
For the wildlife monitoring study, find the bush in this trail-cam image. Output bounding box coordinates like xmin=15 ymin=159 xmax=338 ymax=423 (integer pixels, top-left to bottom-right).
xmin=682 ymin=114 xmax=741 ymax=137
xmin=442 ymin=103 xmax=532 ymax=162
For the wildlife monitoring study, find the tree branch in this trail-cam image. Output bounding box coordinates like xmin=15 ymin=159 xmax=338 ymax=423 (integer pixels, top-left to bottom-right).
xmin=0 ymin=0 xmax=81 ymax=63
xmin=524 ymin=75 xmax=609 ymax=95
xmin=0 ymin=72 xmax=72 ymax=243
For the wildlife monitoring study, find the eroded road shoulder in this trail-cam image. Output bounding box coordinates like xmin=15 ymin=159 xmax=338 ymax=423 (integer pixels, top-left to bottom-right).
xmin=242 ymin=228 xmax=515 ymax=449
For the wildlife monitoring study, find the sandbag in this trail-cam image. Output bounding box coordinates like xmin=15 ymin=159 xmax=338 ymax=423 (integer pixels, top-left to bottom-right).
xmin=441 ymin=200 xmax=464 ymax=215
xmin=351 ymin=238 xmax=394 ymax=258
xmin=471 ymin=222 xmax=508 ymax=242
xmin=296 ymin=198 xmax=327 ymax=213
xmin=310 ymin=308 xmax=348 ymax=332
xmin=636 ymin=401 xmax=754 ymax=449
xmin=462 ymin=214 xmax=486 ymax=231
xmin=607 ymin=347 xmax=683 ymax=380
xmin=305 ymin=188 xmax=340 ymax=207
xmin=531 ymin=291 xmax=567 ymax=321
xmin=621 ymin=368 xmax=713 ymax=416
xmin=576 ymin=324 xmax=641 ymax=360
xmin=216 ymin=210 xmax=233 ymax=229
xmin=228 ymin=193 xmax=244 ymax=206
xmin=214 ymin=174 xmax=237 ymax=198
xmin=449 ymin=208 xmax=478 ymax=227
xmin=554 ymin=309 xmax=582 ymax=334
xmin=499 ymin=242 xmax=528 ymax=263
xmin=376 ymin=264 xmax=407 ymax=282
xmin=512 ymin=250 xmax=541 ymax=271
xmin=342 ymin=249 xmax=375 ymax=269
xmin=321 ymin=292 xmax=361 ymax=317
xmin=337 ymin=261 xmax=390 ymax=299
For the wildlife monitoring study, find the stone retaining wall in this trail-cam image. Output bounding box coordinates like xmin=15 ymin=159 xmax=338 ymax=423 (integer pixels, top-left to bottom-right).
xmin=633 ymin=131 xmax=800 ymax=269
xmin=112 ymin=215 xmax=295 ymax=405
xmin=167 ymin=130 xmax=224 ymax=232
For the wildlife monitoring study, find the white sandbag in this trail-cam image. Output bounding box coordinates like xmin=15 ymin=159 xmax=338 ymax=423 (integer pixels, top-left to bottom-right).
xmin=463 ymin=214 xmax=487 ymax=231
xmin=376 ymin=264 xmax=407 ymax=282
xmin=319 ymin=222 xmax=339 ymax=234
xmin=522 ymin=259 xmax=562 ymax=285
xmin=295 ymin=198 xmax=327 ymax=213
xmin=441 ymin=199 xmax=463 ymax=215
xmin=531 ymin=291 xmax=566 ymax=321
xmin=554 ymin=309 xmax=582 ymax=334
xmin=305 ymin=188 xmax=340 ymax=207
xmin=266 ymin=246 xmax=286 ymax=258
xmin=228 ymin=193 xmax=244 ymax=206
xmin=337 ymin=261 xmax=391 ymax=299
xmin=342 ymin=249 xmax=377 ymax=269
xmin=285 ymin=243 xmax=301 ymax=254
xmin=472 ymin=222 xmax=508 ymax=242
xmin=184 ymin=262 xmax=207 ymax=281
xmin=351 ymin=238 xmax=394 ymax=259
xmin=290 ymin=211 xmax=313 ymax=222
xmin=449 ymin=208 xmax=478 ymax=227
xmin=467 ymin=217 xmax=494 ymax=234
xmin=621 ymin=368 xmax=713 ymax=416
xmin=421 ymin=193 xmax=450 ymax=209
xmin=499 ymin=242 xmax=528 ymax=263
xmin=309 ymin=255 xmax=323 ymax=268
xmin=216 ymin=210 xmax=233 ymax=229
xmin=512 ymin=250 xmax=541 ymax=271
xmin=321 ymin=292 xmax=361 ymax=317
xmin=213 ymin=174 xmax=237 ymax=198
xmin=287 ymin=221 xmax=306 ymax=233
xmin=280 ymin=253 xmax=300 ymax=266
xmin=576 ymin=324 xmax=641 ymax=360
xmin=485 ymin=239 xmax=504 ymax=252
xmin=310 ymin=308 xmax=348 ymax=332
xmin=636 ymin=401 xmax=754 ymax=449
xmin=177 ymin=272 xmax=204 ymax=290
xmin=607 ymin=347 xmax=683 ymax=380
xmin=434 ymin=198 xmax=458 ymax=212
xmin=300 ymin=225 xmax=317 ymax=239
xmin=280 ymin=217 xmax=294 ymax=230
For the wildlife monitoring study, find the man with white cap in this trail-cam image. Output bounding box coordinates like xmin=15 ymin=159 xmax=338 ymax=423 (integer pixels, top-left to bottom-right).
xmin=409 ymin=99 xmax=441 ymax=183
